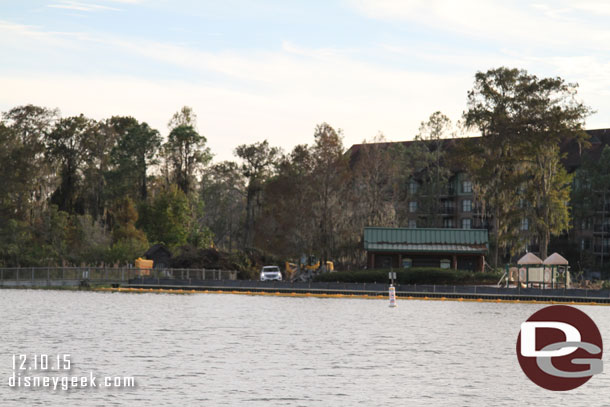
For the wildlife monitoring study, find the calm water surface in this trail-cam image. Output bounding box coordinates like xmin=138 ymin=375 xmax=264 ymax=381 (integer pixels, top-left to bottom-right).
xmin=1 ymin=290 xmax=609 ymax=406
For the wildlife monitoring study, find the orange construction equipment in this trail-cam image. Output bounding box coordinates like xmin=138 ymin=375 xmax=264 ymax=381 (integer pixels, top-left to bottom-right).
xmin=135 ymin=258 xmax=153 ymax=276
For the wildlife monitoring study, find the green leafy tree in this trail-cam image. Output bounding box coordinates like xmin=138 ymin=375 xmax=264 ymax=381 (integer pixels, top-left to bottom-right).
xmin=108 ymin=116 xmax=161 ymax=201
xmin=410 ymin=112 xmax=454 ymax=227
xmin=80 ymin=119 xmax=118 ymax=221
xmin=525 ymin=145 xmax=573 ymax=259
xmin=310 ymin=123 xmax=349 ymax=264
xmin=139 ymin=185 xmax=191 ymax=248
xmin=1 ymin=105 xmax=58 ymax=224
xmin=46 ymin=115 xmax=97 ymax=214
xmin=256 ymin=145 xmax=316 ymax=258
xmin=110 ymin=197 xmax=148 ymax=243
xmin=351 ymin=133 xmax=401 ymax=228
xmin=163 ymin=107 xmax=211 ymax=195
xmin=200 ymin=161 xmax=246 ymax=251
xmin=105 ymin=197 xmax=148 ymax=264
xmin=68 ymin=215 xmax=111 ymax=265
xmin=462 ymin=67 xmax=590 ymax=265
xmin=164 ymin=125 xmax=212 ymax=195
xmin=0 ymin=219 xmax=33 ymax=266
xmin=31 ymin=205 xmax=71 ymax=266
xmin=168 ymin=106 xmax=198 ymax=129
xmin=344 ymin=134 xmax=407 ymax=265
xmin=234 ymin=140 xmax=280 ymax=248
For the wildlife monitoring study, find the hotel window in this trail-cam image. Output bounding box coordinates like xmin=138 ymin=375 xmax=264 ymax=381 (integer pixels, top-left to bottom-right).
xmin=462 ymin=199 xmax=472 ymax=212
xmin=408 ymin=219 xmax=417 ymax=228
xmin=521 ymin=218 xmax=529 ymax=231
xmin=409 ymin=201 xmax=417 ymax=213
xmin=408 ymin=181 xmax=419 ymax=195
xmin=443 ymin=218 xmax=455 ymax=228
xmin=462 ymin=180 xmax=472 ymax=193
xmin=462 ymin=218 xmax=471 ymax=229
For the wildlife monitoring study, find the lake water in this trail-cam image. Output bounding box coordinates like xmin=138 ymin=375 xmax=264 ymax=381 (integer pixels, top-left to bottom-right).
xmin=1 ymin=290 xmax=609 ymax=406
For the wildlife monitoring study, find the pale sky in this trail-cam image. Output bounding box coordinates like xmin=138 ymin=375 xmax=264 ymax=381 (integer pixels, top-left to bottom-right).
xmin=2 ymin=0 xmax=610 ymax=161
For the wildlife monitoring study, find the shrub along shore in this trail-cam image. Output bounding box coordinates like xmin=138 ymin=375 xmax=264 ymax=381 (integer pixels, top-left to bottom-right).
xmin=313 ymin=268 xmax=501 ymax=285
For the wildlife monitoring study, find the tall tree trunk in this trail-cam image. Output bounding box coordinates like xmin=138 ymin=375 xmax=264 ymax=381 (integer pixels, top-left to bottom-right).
xmin=243 ymin=186 xmax=254 ymax=249
xmin=140 ymin=164 xmax=147 ymax=200
xmin=602 ymin=191 xmax=606 ymax=269
xmin=493 ymin=207 xmax=500 ymax=268
xmin=540 ymin=206 xmax=550 ymax=260
xmin=540 ymin=231 xmax=549 ymax=260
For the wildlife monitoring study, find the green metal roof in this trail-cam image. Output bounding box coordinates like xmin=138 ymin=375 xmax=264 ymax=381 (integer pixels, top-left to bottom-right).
xmin=364 ymin=227 xmax=488 ymax=254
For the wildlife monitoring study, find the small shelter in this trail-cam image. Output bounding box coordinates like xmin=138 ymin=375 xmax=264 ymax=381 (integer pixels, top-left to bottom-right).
xmin=543 ymin=252 xmax=569 ymax=266
xmin=144 ymin=244 xmax=172 ymax=269
xmin=543 ymin=252 xmax=570 ymax=288
xmin=517 ymin=253 xmax=543 ymax=265
xmin=507 ymin=253 xmax=542 ymax=287
xmin=508 ymin=252 xmax=570 ymax=288
xmin=364 ymin=227 xmax=488 ymax=272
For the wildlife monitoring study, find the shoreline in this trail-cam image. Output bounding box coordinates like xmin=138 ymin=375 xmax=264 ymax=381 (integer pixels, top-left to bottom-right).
xmin=2 ymin=284 xmax=610 ymax=306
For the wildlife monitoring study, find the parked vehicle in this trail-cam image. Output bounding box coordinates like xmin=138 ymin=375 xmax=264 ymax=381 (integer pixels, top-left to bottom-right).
xmin=260 ymin=266 xmax=282 ymax=281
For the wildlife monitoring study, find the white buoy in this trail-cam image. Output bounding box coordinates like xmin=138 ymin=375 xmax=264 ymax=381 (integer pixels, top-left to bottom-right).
xmin=389 ymin=284 xmax=397 ymax=308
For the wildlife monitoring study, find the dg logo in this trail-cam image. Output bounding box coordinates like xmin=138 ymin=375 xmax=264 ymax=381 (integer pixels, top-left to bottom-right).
xmin=516 ymin=305 xmax=603 ymax=391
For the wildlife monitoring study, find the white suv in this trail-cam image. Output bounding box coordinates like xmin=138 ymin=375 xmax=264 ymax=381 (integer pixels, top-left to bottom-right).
xmin=260 ymin=266 xmax=282 ymax=281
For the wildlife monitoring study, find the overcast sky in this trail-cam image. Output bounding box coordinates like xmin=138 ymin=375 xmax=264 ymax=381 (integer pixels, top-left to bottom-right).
xmin=2 ymin=0 xmax=610 ymax=161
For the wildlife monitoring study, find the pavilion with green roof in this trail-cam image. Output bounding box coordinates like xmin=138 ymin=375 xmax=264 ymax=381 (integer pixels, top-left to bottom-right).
xmin=364 ymin=227 xmax=489 ymax=272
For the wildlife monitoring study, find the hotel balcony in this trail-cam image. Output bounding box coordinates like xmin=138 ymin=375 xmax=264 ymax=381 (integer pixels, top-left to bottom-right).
xmin=441 ymin=207 xmax=456 ymax=215
xmin=593 ymin=245 xmax=610 ymax=254
xmin=593 ymin=224 xmax=610 ymax=235
xmin=595 ymin=204 xmax=610 ymax=214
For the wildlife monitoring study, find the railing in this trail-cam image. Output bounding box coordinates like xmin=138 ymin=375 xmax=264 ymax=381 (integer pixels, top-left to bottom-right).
xmin=472 ymin=220 xmax=490 ymax=229
xmin=595 ymin=204 xmax=610 ymax=213
xmin=0 ymin=267 xmax=238 ymax=286
xmin=418 ymin=187 xmax=456 ymax=197
xmin=593 ymin=225 xmax=610 ymax=234
xmin=593 ymin=246 xmax=610 ymax=254
xmin=443 ymin=187 xmax=456 ymax=196
xmin=472 ymin=206 xmax=485 ymax=215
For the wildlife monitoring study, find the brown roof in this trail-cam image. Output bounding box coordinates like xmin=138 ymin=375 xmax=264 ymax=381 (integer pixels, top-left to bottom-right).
xmin=517 ymin=252 xmax=543 ymax=265
xmin=348 ymin=129 xmax=610 ymax=173
xmin=561 ymin=129 xmax=610 ymax=172
xmin=348 ymin=137 xmax=463 ymax=171
xmin=543 ymin=252 xmax=569 ymax=265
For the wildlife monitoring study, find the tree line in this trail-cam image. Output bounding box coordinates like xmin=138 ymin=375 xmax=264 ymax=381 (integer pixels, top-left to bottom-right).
xmin=0 ymin=67 xmax=596 ymax=269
